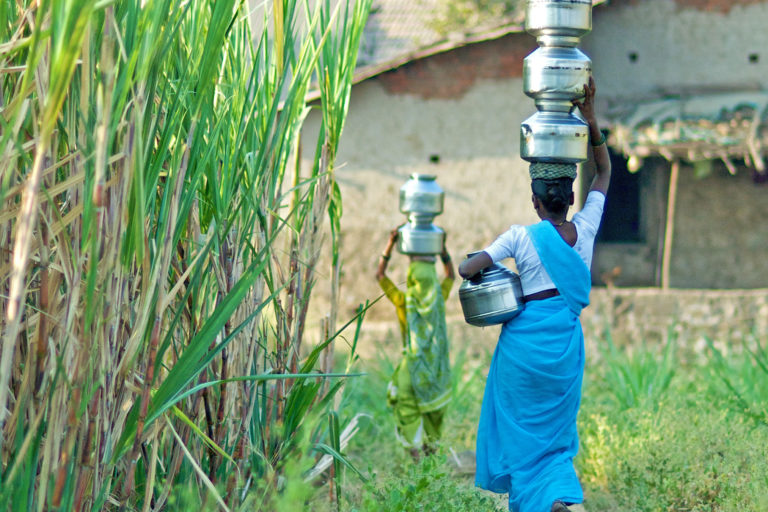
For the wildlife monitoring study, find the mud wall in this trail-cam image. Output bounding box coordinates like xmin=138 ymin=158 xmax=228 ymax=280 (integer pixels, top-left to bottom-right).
xmin=356 ymin=287 xmax=768 ymax=363
xmin=584 ymin=0 xmax=768 ymax=102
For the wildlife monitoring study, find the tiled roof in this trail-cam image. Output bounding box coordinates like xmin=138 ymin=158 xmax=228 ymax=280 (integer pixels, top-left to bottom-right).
xmin=358 ymin=0 xmax=524 ymax=67
xmin=358 ymin=0 xmax=444 ymax=67
xmin=356 ymin=0 xmax=606 ymax=78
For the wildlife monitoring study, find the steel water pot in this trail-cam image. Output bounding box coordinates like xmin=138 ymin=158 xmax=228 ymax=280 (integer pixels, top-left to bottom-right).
xmin=459 ymin=254 xmax=525 ymax=327
xmin=397 ymin=222 xmax=445 ymax=255
xmin=525 ymin=0 xmax=592 ymax=47
xmin=399 ymin=174 xmax=444 ymax=216
xmin=520 ymin=110 xmax=588 ymax=163
xmin=524 ymin=46 xmax=591 ymax=105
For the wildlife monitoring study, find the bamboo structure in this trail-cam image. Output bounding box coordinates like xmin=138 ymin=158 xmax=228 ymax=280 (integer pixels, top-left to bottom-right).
xmin=661 ymin=160 xmax=680 ymax=290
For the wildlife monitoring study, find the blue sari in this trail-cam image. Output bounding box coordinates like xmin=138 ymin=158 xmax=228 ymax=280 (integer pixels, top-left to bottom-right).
xmin=475 ymin=221 xmax=591 ymax=512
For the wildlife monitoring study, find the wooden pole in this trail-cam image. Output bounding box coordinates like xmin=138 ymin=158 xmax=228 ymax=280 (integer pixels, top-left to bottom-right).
xmin=661 ymin=160 xmax=680 ymax=290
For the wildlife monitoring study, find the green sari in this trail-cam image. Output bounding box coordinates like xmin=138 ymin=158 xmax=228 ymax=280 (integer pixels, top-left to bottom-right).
xmin=381 ymin=261 xmax=452 ymax=447
xmin=404 ymin=261 xmax=452 ymax=412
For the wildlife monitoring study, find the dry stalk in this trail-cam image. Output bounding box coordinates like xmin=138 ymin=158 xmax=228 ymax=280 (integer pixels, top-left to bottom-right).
xmin=52 ymin=374 xmax=83 ymax=507
xmin=126 ymin=113 xmax=195 ymax=497
xmin=1 ymin=136 xmax=51 ymax=433
xmin=123 ymin=319 xmax=161 ymax=499
xmin=74 ymin=387 xmax=100 ymax=512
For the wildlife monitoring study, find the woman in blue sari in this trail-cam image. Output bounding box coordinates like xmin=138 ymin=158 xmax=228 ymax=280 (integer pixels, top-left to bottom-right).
xmin=458 ymin=78 xmax=611 ymax=512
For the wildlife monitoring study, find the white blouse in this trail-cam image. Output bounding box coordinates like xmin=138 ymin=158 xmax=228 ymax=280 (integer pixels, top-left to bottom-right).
xmin=483 ymin=191 xmax=606 ymax=296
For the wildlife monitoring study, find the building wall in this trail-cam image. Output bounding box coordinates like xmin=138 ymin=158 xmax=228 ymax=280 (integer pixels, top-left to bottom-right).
xmin=582 ymin=0 xmax=768 ymax=289
xmin=583 ymin=0 xmax=768 ymax=102
xmin=591 ymin=157 xmax=768 ymax=289
xmin=581 ymin=287 xmax=768 ymax=350
xmin=589 ymin=158 xmax=666 ymax=287
xmin=671 ymin=161 xmax=768 ymax=288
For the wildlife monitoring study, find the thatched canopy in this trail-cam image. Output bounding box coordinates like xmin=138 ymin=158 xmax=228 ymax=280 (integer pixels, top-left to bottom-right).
xmin=609 ymin=92 xmax=768 ymax=176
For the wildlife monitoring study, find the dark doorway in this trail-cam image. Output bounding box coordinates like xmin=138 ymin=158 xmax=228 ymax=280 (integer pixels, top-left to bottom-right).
xmin=596 ymin=149 xmax=643 ymax=243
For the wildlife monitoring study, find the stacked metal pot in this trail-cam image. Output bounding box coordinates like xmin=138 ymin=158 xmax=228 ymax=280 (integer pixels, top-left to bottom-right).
xmin=396 ymin=174 xmax=445 ymax=255
xmin=520 ymin=0 xmax=593 ymax=167
xmin=459 ymin=1 xmax=595 ymax=327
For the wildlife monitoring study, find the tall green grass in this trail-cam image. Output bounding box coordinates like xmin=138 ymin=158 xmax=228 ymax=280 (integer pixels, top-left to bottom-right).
xmin=707 ymin=334 xmax=768 ymax=425
xmin=589 ymin=328 xmax=677 ymax=411
xmin=0 ymin=0 xmax=371 ymax=509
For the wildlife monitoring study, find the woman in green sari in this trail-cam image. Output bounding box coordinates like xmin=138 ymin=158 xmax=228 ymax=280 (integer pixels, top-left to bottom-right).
xmin=376 ymin=228 xmax=455 ymax=457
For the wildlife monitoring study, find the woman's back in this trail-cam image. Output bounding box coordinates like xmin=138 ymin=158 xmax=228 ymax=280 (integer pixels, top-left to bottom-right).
xmin=482 ymin=191 xmax=605 ymax=296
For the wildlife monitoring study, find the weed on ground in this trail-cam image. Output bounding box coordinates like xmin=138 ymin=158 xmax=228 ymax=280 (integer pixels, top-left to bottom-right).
xmin=315 ymin=332 xmax=768 ymax=512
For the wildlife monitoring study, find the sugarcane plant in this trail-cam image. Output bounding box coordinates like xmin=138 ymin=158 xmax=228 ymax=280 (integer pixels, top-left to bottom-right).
xmin=0 ymin=0 xmax=372 ymax=509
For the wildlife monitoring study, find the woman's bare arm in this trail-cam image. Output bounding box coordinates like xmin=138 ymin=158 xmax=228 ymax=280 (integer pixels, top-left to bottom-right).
xmin=440 ymin=234 xmax=455 ymax=280
xmin=376 ymin=228 xmax=399 ymax=281
xmin=458 ymin=251 xmax=492 ymax=279
xmin=573 ymin=77 xmax=611 ymax=195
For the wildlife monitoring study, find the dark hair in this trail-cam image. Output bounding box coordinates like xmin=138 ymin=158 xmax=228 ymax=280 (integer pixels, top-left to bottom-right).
xmin=531 ymin=178 xmax=574 ymax=215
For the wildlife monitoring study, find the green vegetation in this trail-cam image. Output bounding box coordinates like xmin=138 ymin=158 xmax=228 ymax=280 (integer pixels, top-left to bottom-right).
xmin=0 ymin=0 xmax=371 ymax=509
xmin=323 ymin=330 xmax=768 ymax=511
xmin=334 ymin=344 xmax=498 ymax=511
xmin=579 ymin=334 xmax=768 ymax=511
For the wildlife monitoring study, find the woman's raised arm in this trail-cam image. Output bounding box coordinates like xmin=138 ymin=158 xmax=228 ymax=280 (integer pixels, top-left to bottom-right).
xmin=573 ymin=77 xmax=611 ymax=196
xmin=376 ymin=228 xmax=399 ymax=281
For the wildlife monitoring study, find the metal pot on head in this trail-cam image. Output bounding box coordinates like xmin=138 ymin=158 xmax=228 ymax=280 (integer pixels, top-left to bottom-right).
xmin=459 ymin=253 xmax=525 ymax=326
xmin=525 ymin=0 xmax=592 ymax=47
xmin=520 ymin=110 xmax=589 ymax=164
xmin=397 ymin=222 xmax=445 ymax=255
xmin=399 ymin=173 xmax=444 ymax=216
xmin=523 ymin=46 xmax=591 ymax=109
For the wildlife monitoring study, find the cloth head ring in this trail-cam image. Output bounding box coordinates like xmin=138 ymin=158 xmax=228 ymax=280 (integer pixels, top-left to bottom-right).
xmin=529 ymin=162 xmax=578 ymax=180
